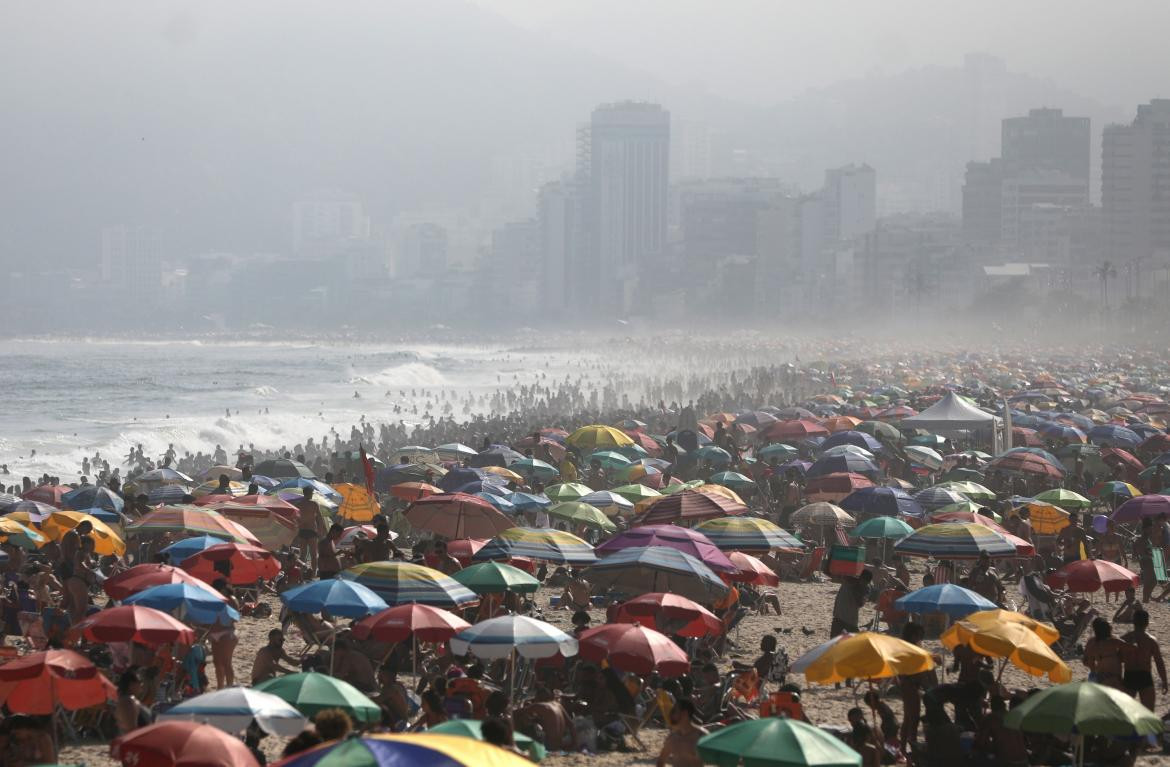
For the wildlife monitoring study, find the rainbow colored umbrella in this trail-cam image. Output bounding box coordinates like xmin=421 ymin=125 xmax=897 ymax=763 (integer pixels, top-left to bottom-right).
xmin=126 ymin=505 xmax=256 ymax=544
xmin=594 ymin=524 xmax=736 ymax=573
xmin=892 ymin=522 xmax=1017 ymax=559
xmin=473 ymin=527 xmax=597 ymax=565
xmin=340 ymin=562 xmax=478 ymax=608
xmin=1034 ymin=488 xmax=1092 ymax=510
xmin=273 ymin=733 xmax=535 ymax=767
xmin=0 ymin=517 xmax=48 ymax=550
xmin=694 ymin=516 xmax=804 ymax=553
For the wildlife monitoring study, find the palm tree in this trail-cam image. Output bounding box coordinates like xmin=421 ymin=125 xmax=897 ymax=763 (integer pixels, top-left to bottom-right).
xmin=1095 ymin=260 xmax=1117 ymax=309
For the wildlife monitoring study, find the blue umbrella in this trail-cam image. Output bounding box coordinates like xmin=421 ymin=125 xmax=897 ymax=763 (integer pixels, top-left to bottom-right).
xmin=840 ymin=487 xmax=923 ymax=518
xmin=279 ymin=578 xmax=388 ymax=618
xmin=76 ymin=507 xmax=126 ymax=526
xmin=504 ymin=492 xmax=552 ymax=511
xmin=124 ymin=583 xmax=240 ymax=625
xmin=894 ymin=584 xmax=996 ymax=618
xmin=270 ymin=478 xmax=342 ymax=503
xmin=1088 ymin=424 xmax=1142 ymax=449
xmin=439 ymin=467 xmax=496 ymax=492
xmin=821 ymin=430 xmax=884 ymax=453
xmin=1037 ymin=422 xmax=1086 ymax=442
xmin=62 ymin=485 xmax=124 ymax=514
xmin=250 ymin=474 xmax=280 ymax=490
xmin=806 ymin=453 xmax=880 ymax=479
xmin=160 ymin=535 xmax=224 ymax=563
xmin=477 ymin=492 xmax=517 ymax=513
xmin=456 ymin=480 xmax=507 ymax=497
xmin=694 ymin=445 xmax=732 ymax=465
xmin=1057 ymin=412 xmax=1095 ymax=430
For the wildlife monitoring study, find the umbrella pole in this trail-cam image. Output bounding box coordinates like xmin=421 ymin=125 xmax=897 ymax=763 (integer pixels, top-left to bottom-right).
xmin=413 ymin=635 xmax=418 ymax=678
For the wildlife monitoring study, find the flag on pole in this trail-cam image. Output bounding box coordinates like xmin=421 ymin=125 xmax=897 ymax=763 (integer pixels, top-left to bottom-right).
xmin=359 ymin=445 xmax=376 ymax=495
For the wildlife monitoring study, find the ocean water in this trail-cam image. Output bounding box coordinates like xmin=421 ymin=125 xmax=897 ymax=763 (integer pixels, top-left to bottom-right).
xmin=0 ymin=338 xmax=599 ymax=479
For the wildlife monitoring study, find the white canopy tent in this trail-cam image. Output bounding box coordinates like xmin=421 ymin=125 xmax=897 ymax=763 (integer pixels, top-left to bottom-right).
xmin=901 ymin=392 xmax=1005 ymax=452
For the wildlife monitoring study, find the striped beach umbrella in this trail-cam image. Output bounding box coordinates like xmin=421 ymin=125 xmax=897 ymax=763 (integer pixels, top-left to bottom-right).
xmin=594 ymin=525 xmax=735 ymax=573
xmin=191 ymin=480 xmax=249 ymax=499
xmin=210 ymin=504 xmax=298 ymax=550
xmin=272 ymin=733 xmax=535 ymax=767
xmin=126 ymin=505 xmax=258 ymax=544
xmin=340 ymin=562 xmax=478 ymax=608
xmin=583 ymin=546 xmax=729 ymax=605
xmin=450 ymin=615 xmax=578 ymax=661
xmin=914 ymin=486 xmax=968 ymax=512
xmin=633 ymin=488 xmax=746 ymax=526
xmin=1033 ymin=488 xmax=1092 ymax=510
xmin=159 ymin=687 xmax=307 ymax=737
xmin=694 ymin=516 xmax=804 ymax=553
xmin=0 ymin=517 xmax=48 ymax=550
xmin=405 ymin=493 xmax=515 ymax=539
xmin=472 ymin=527 xmax=597 ymax=565
xmin=935 ymin=481 xmax=997 ymax=502
xmin=892 ymin=522 xmax=1017 ymax=559
xmin=790 ymin=502 xmax=855 ymax=529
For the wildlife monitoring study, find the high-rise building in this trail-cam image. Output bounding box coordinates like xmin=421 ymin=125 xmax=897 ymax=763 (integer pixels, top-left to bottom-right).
xmin=822 ymin=164 xmax=876 ymax=242
xmin=1103 ymin=100 xmax=1170 ymax=274
xmin=1002 ymin=108 xmax=1091 ymax=182
xmin=100 ymin=225 xmax=162 ymax=300
xmin=291 ymin=191 xmax=370 ymax=256
xmin=538 ymin=179 xmax=583 ymax=315
xmin=962 ymin=159 xmax=1003 ymax=244
xmin=584 ymin=102 xmax=670 ymax=315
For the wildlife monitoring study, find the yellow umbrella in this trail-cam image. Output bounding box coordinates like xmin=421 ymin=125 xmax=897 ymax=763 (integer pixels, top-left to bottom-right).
xmin=803 ymin=632 xmax=934 ymax=685
xmin=42 ymin=511 xmax=126 ymax=556
xmin=945 ymin=619 xmax=1071 ymax=682
xmin=1023 ymin=502 xmax=1070 ymax=535
xmin=565 ymin=425 xmax=634 ymax=451
xmin=696 ymin=484 xmax=746 ymax=505
xmin=0 ymin=517 xmax=48 ymax=549
xmin=335 ymin=483 xmax=380 ymax=522
xmin=481 ymin=466 xmax=524 ymax=484
xmin=941 ymin=609 xmax=1060 ymax=647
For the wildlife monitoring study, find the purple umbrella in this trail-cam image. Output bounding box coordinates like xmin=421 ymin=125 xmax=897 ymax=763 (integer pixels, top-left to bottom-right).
xmin=1111 ymin=494 xmax=1170 ymax=523
xmin=595 ymin=525 xmax=736 ymax=573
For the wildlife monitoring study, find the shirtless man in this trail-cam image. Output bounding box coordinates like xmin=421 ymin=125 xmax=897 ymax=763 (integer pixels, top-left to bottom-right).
xmin=251 ymin=629 xmax=298 ymax=685
xmin=1057 ymin=514 xmax=1090 ymax=564
xmin=966 ymin=552 xmax=1005 ymax=606
xmin=1083 ymin=617 xmax=1127 ymax=689
xmin=559 ymin=571 xmax=591 ymax=611
xmin=1122 ymin=609 xmax=1167 ymax=711
xmin=317 ymin=524 xmax=344 ymax=579
xmin=291 ymin=488 xmax=324 ymax=573
xmin=516 ymin=686 xmax=576 ymax=752
xmin=332 ymin=637 xmax=377 ymax=692
xmin=656 ymin=699 xmax=707 ymax=767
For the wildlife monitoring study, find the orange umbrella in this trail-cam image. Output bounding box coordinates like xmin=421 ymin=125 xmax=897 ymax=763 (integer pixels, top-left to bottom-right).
xmin=0 ymin=649 xmax=115 ymax=714
xmin=616 ymin=592 xmax=722 ymax=637
xmin=104 ymin=563 xmax=224 ymax=601
xmin=391 ymin=482 xmax=442 ymax=501
xmin=727 ymin=552 xmax=780 ymax=586
xmin=180 ymin=543 xmax=282 ymax=585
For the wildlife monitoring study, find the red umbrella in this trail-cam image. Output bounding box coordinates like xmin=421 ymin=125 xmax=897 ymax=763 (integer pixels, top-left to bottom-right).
xmin=1012 ymin=427 xmax=1044 ymax=447
xmin=111 ymin=720 xmax=260 ymax=767
xmin=21 ymin=485 xmax=70 ymax=508
xmin=876 ymin=405 xmax=918 ymax=421
xmin=615 ymin=593 xmax=722 ymax=637
xmin=634 ymin=489 xmax=746 ymax=526
xmin=1141 ymin=434 xmax=1170 ymax=454
xmin=623 ymin=431 xmax=662 ymax=456
xmin=351 ymin=603 xmax=471 ymax=643
xmin=405 ymin=493 xmax=515 ymax=539
xmin=988 ymin=453 xmax=1063 ymax=478
xmin=1103 ymin=448 xmax=1145 ymax=473
xmin=804 ymin=472 xmax=875 ymax=502
xmin=577 ymin=623 xmax=690 ymax=677
xmin=72 ymin=605 xmax=196 ymax=645
xmin=447 ymin=538 xmax=489 ymax=566
xmin=1047 ymin=559 xmax=1140 ymax=593
xmin=765 ymin=419 xmax=830 ymax=442
xmin=0 ymin=649 xmax=115 ymax=714
xmin=104 ymin=564 xmax=222 ymax=601
xmin=390 ymin=481 xmax=442 ymax=501
xmin=224 ymin=494 xmax=299 ymax=520
xmin=180 ymin=543 xmax=281 ymax=585
xmin=726 ymin=551 xmax=780 ymax=586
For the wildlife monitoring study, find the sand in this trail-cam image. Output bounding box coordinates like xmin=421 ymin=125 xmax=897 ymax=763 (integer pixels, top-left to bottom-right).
xmin=58 ymin=573 xmax=1170 ymax=766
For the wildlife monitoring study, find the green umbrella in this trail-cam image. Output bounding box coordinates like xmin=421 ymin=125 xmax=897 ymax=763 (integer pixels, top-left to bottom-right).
xmin=611 ymin=483 xmax=662 ymax=503
xmin=710 ymin=471 xmax=757 ymax=489
xmin=664 ymin=479 xmax=706 ymax=495
xmin=940 ymin=467 xmax=985 ymax=482
xmin=909 ymin=434 xmax=948 ymax=449
xmin=697 ymin=717 xmax=861 ymax=767
xmin=856 ymin=421 xmax=903 ymax=443
xmin=852 ymin=516 xmax=914 ymax=540
xmin=546 ymin=501 xmax=616 ymax=533
xmin=930 ymin=500 xmax=989 ymax=517
xmin=451 ymin=561 xmax=539 ymax=594
xmin=511 ymin=458 xmax=559 ymax=481
xmin=545 ymin=482 xmax=592 ymax=502
xmin=430 ymin=719 xmax=547 ymax=761
xmin=588 ymin=450 xmax=634 ymax=470
xmin=1033 ymin=488 xmax=1092 ymax=510
xmin=758 ymin=443 xmax=799 ymax=461
xmin=254 ymin=672 xmax=380 ymax=723
xmin=1004 ymin=680 xmax=1162 ymax=741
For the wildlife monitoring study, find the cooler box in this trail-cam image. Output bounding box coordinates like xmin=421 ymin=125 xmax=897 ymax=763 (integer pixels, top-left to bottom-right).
xmin=827 ymin=544 xmax=866 ymax=578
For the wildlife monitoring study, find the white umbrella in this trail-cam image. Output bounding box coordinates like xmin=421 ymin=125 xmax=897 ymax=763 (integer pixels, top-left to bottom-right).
xmin=821 ymin=445 xmax=875 ymax=460
xmin=158 ymin=686 xmax=307 ymax=736
xmin=906 ymin=446 xmax=944 ymax=471
xmin=451 ymin=616 xmax=578 ymax=702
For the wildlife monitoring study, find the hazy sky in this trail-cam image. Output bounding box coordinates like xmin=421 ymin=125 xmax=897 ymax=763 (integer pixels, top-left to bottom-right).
xmin=472 ymin=0 xmax=1168 ymax=108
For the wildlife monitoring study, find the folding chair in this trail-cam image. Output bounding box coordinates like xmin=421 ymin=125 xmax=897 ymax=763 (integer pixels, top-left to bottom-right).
xmin=798 ymin=546 xmax=826 ymax=580
xmin=286 ymin=612 xmax=336 ymax=658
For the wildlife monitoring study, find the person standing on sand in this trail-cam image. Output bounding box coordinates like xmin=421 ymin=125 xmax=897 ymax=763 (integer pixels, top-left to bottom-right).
xmin=1083 ymin=617 xmax=1127 ymax=689
xmin=291 ymin=487 xmax=325 ymax=574
xmin=1121 ymin=609 xmax=1167 ymax=711
xmin=656 ymin=699 xmax=706 ymax=767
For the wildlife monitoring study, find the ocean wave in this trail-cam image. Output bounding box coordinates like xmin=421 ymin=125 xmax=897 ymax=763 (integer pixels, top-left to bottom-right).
xmin=351 ymin=362 xmax=449 ymax=389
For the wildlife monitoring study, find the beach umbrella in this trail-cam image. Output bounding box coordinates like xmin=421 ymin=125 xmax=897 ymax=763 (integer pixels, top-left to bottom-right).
xmin=577 ymin=623 xmax=690 ymax=677
xmin=566 ymin=425 xmax=634 ymax=451
xmin=806 ymin=453 xmax=880 ymax=479
xmin=123 ymin=583 xmax=239 ymax=625
xmin=0 ymin=649 xmax=115 ymax=715
xmin=389 ymin=481 xmax=442 ymax=501
xmin=892 ymin=522 xmax=1016 ymax=559
xmin=791 ymin=502 xmax=855 ymax=528
xmin=697 ymin=717 xmax=862 ymax=767
xmin=987 ymin=452 xmax=1063 ymax=478
xmin=905 ymin=446 xmax=944 ymax=471
xmin=1088 ymin=424 xmax=1142 ymax=449
xmin=945 ymin=619 xmax=1071 ymax=682
xmin=821 ymin=430 xmax=883 ymax=453
xmin=909 ymin=434 xmax=949 ymax=449
xmin=634 ymin=488 xmax=747 ymax=526
xmin=912 ymin=486 xmax=968 ymax=512
xmin=272 ymin=733 xmax=535 ymax=767
xmin=158 ymin=686 xmax=307 ymax=737
xmin=615 ymin=592 xmax=722 ymax=637
xmin=694 ymin=516 xmax=803 ymax=553
xmin=894 ymin=584 xmax=995 ymax=618
xmin=839 ymin=487 xmax=922 ymax=518
xmin=941 ymin=609 xmax=1059 ymax=647
xmin=204 ymin=504 xmax=297 ymax=549
xmin=804 ymin=473 xmax=874 ymax=502
xmin=469 ymin=446 xmax=525 ymax=468
xmin=1046 ymin=559 xmax=1139 ymax=593
xmin=1014 ymin=502 xmax=1068 ymax=535
xmin=334 ymin=483 xmax=380 ymax=522
xmin=1003 ymin=680 xmax=1162 ymax=738
xmin=147 ymin=484 xmax=192 ymax=505
xmin=452 ymin=562 xmax=540 ymax=594
xmin=801 ymin=632 xmax=934 ymax=685
xmin=110 ymin=720 xmax=260 ymax=767
xmin=584 ymin=546 xmax=729 ymax=604
xmin=929 ymin=500 xmax=989 ymax=518
xmin=104 ymin=563 xmax=221 ymax=600
xmin=765 ymin=420 xmax=830 ymax=442
xmin=1094 ymin=480 xmax=1140 ymax=501
xmin=851 ymin=516 xmax=914 ymax=541
xmin=727 ymin=552 xmax=780 ymax=586
xmin=694 ymin=445 xmax=733 ymax=466
xmin=935 ymin=481 xmax=996 ymax=502
xmin=502 ymin=492 xmax=552 ymax=511
xmin=21 ymin=484 xmax=70 ymax=507
xmin=610 ymin=483 xmax=662 ymax=503
xmin=62 ymin=485 xmax=124 ymax=514
xmin=0 ymin=517 xmax=48 ymax=549
xmin=253 ymin=458 xmax=315 ymax=479
xmin=429 ymin=719 xmax=546 ymax=762
xmin=545 ymin=501 xmax=616 ymax=533
xmin=126 ymin=506 xmax=257 ymax=544
xmin=473 ymin=527 xmax=597 ymax=565
xmin=254 ymin=672 xmax=380 ymax=723
xmin=709 ymin=471 xmax=756 ymax=490
xmin=451 ymin=615 xmax=577 ymax=660
xmin=475 ymin=492 xmax=516 ymax=513
xmin=377 ymin=461 xmax=447 ymax=490
xmin=758 ymin=443 xmax=799 ymax=461
xmin=696 ymin=483 xmax=747 ymax=505
xmin=337 ymin=524 xmax=380 ymax=549
xmin=544 ymin=482 xmax=593 ymax=502
xmin=1033 ymin=488 xmax=1092 ymax=510
xmin=134 ymin=467 xmax=195 ymax=487
xmin=405 ymin=492 xmax=516 ymax=539
xmin=588 ymin=449 xmax=634 ymax=470
xmin=42 ymin=511 xmax=125 ymax=555
xmin=481 ymin=465 xmax=524 ymax=484
xmin=0 ymin=491 xmax=20 ymax=510
xmin=191 ymin=480 xmax=250 ymax=501
xmin=4 ymin=499 xmax=58 ymax=522
xmin=433 ymin=443 xmax=479 ymax=460
xmin=198 ymin=466 xmax=244 ymax=482
xmin=180 ymin=542 xmax=282 ymax=585
xmin=821 ymin=445 xmax=875 ymax=460
xmin=579 ymin=490 xmax=635 ymax=515
xmin=72 ymin=604 xmax=195 ymax=645
xmin=855 ymin=421 xmax=903 ymax=443
xmin=281 ymin=578 xmax=388 ymax=617
xmin=353 ymin=603 xmax=471 ymax=646
xmin=595 ymin=524 xmax=736 ymax=572
xmin=510 ymin=458 xmax=559 ymax=481
xmin=268 ymin=477 xmax=342 ymax=501
xmin=341 ymin=562 xmax=478 ymax=608
xmin=1112 ymin=494 xmax=1170 ymax=522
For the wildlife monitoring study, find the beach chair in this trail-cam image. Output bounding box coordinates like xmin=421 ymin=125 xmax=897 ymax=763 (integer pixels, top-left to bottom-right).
xmin=18 ymin=611 xmax=47 ymax=650
xmin=285 ymin=612 xmax=336 ymax=658
xmin=798 ymin=547 xmax=826 ymax=580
